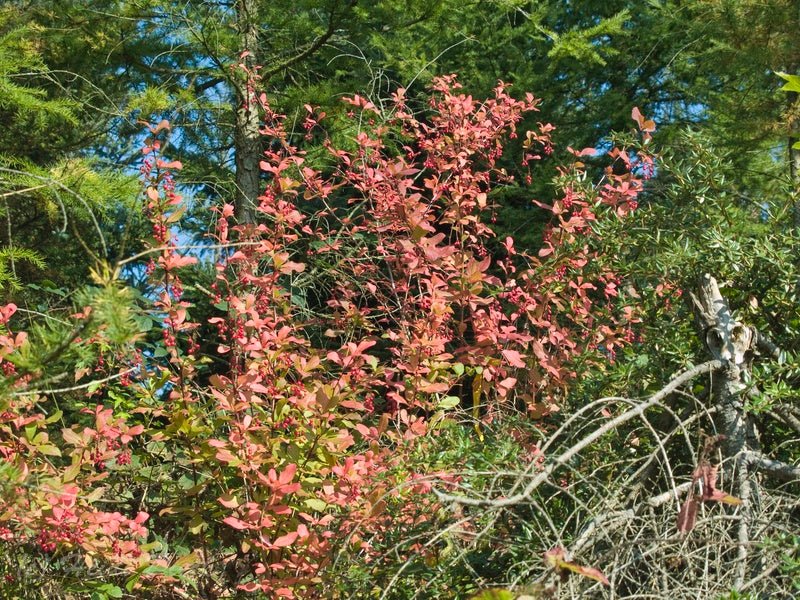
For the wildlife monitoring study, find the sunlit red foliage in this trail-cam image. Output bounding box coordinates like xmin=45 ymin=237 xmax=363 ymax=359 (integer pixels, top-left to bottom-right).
xmin=0 ymin=72 xmax=653 ymax=596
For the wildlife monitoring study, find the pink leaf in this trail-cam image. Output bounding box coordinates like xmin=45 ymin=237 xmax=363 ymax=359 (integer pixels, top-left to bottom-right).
xmin=159 ymin=254 xmax=198 ymax=270
xmin=567 ymin=146 xmax=597 ymax=157
xmin=272 ymin=531 xmax=298 ymax=548
xmin=215 ymin=448 xmax=238 ymax=464
xmin=631 ymin=107 xmax=655 ymax=132
xmin=0 ymin=303 xmax=17 ymax=324
xmin=677 ymin=498 xmax=699 ymax=534
xmin=279 ymin=463 xmax=297 ymax=486
xmin=501 ymin=349 xmax=526 ymax=368
xmin=222 ymin=516 xmax=250 ymax=530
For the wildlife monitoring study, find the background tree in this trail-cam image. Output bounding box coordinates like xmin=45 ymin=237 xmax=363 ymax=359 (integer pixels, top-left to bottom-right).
xmin=0 ymin=4 xmax=142 ymax=297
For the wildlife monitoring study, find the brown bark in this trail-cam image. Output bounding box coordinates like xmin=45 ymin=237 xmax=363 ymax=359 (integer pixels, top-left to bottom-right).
xmin=233 ymin=0 xmax=261 ymax=225
xmin=788 ymin=64 xmax=800 ymax=225
xmin=791 ymin=87 xmax=800 ymax=227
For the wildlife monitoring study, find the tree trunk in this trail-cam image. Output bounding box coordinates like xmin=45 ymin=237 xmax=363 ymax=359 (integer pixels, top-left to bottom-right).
xmin=692 ymin=275 xmax=757 ymax=457
xmin=788 ymin=64 xmax=800 ymax=226
xmin=790 ymin=86 xmax=800 ymax=232
xmin=691 ymin=273 xmax=761 ymax=589
xmin=234 ymin=0 xmax=261 ymax=225
xmin=790 ymin=87 xmax=799 ymax=190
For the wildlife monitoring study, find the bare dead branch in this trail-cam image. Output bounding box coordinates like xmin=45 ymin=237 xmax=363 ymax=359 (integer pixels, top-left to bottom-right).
xmin=768 ymin=405 xmax=800 ymax=434
xmin=752 ymin=327 xmax=782 ymax=360
xmin=434 ymin=360 xmax=722 ymax=508
xmin=746 ymin=452 xmax=800 ymax=481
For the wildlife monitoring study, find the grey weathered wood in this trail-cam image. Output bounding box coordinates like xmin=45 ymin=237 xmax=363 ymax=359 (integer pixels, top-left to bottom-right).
xmin=690 ymin=274 xmax=758 ymax=459
xmin=691 ymin=274 xmax=761 ymax=589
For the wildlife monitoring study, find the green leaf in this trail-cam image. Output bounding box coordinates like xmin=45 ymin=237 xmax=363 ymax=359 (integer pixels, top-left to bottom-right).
xmin=37 ymin=444 xmax=61 ymax=457
xmin=139 ymin=541 xmax=163 ymax=552
xmin=470 ymin=591 xmax=514 ymax=600
xmin=304 ymin=498 xmax=328 ymax=511
xmin=776 ymin=72 xmax=800 ymax=93
xmin=438 ymin=396 xmax=461 ymax=409
xmin=188 ymin=514 xmax=208 ymax=534
xmin=134 ymin=315 xmax=155 ymax=333
xmin=100 ymin=584 xmax=123 ymax=599
xmin=125 ymin=573 xmax=141 ymax=593
xmin=45 ymin=409 xmax=63 ymax=424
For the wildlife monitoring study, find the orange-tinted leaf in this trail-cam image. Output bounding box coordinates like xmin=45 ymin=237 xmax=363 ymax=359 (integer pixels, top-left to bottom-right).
xmin=61 ymin=428 xmax=84 ymax=446
xmin=218 ymin=494 xmax=239 ymax=509
xmin=706 ymin=489 xmax=742 ymax=505
xmin=154 ymin=119 xmax=170 ymax=133
xmin=545 ymin=547 xmax=609 ymax=585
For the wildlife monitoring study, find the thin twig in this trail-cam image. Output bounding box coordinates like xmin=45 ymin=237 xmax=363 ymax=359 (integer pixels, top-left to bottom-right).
xmin=12 ymin=368 xmax=137 ymax=397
